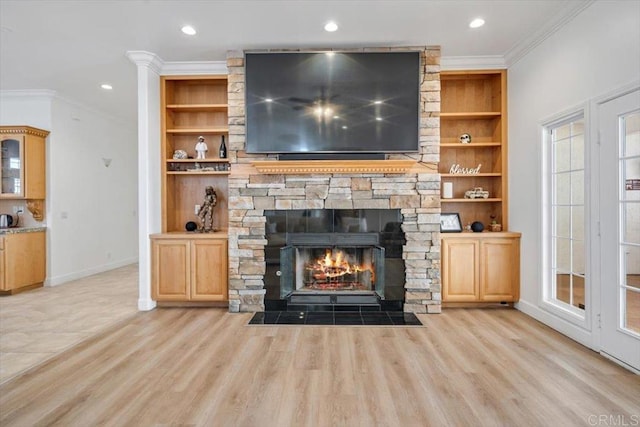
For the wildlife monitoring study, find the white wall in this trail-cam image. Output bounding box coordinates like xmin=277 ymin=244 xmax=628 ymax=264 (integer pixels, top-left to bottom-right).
xmin=0 ymin=91 xmax=139 ymax=285
xmin=509 ymin=0 xmax=640 ymax=346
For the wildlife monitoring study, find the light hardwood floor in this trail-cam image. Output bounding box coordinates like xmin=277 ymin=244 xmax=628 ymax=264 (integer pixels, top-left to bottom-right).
xmin=1 ymin=303 xmax=638 ymax=425
xmin=0 ymin=264 xmax=139 ymax=384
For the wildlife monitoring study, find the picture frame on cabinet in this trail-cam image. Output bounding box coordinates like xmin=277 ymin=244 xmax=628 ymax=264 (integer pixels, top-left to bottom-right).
xmin=440 ymin=213 xmax=463 ymax=233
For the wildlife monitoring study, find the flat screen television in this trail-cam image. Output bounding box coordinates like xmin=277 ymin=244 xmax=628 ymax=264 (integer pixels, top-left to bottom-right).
xmin=245 ymin=51 xmax=420 ymax=157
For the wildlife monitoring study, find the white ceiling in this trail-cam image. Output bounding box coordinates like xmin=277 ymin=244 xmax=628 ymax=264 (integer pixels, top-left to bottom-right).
xmin=0 ymin=0 xmax=592 ymax=123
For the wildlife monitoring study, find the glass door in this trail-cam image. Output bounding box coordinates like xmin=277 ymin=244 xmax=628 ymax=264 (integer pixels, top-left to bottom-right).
xmin=599 ymin=88 xmax=640 ymax=371
xmin=0 ymin=137 xmax=23 ymax=197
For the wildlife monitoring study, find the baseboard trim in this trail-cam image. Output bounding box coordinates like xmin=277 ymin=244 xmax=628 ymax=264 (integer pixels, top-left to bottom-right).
xmin=516 ymin=299 xmax=596 ymax=350
xmin=45 ymin=257 xmax=139 ymax=287
xmin=138 ymin=298 xmax=157 ymax=311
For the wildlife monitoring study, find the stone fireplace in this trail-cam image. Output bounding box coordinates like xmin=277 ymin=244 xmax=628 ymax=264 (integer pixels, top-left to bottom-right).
xmin=225 ymin=47 xmax=442 ymax=313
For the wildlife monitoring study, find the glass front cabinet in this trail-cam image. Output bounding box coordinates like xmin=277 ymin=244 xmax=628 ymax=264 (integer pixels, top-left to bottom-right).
xmin=0 ymin=126 xmax=48 ymax=200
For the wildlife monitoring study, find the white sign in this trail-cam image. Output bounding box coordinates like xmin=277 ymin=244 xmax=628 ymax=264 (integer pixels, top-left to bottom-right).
xmin=449 ymin=163 xmax=482 ymax=174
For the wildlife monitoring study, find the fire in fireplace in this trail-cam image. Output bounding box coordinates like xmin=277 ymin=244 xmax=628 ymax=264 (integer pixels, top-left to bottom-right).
xmin=280 ymin=233 xmax=385 ymax=298
xmin=301 ymin=247 xmax=374 ymax=291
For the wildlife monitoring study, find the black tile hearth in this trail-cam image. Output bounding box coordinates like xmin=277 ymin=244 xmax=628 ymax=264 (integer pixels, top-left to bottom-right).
xmin=248 ymin=311 xmax=422 ymax=326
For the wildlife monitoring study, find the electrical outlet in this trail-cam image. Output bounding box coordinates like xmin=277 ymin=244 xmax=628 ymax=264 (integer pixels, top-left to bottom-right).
xmin=195 ymin=204 xmax=200 ymax=215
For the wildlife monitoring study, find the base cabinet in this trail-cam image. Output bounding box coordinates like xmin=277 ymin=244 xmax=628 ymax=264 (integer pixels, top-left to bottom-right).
xmin=0 ymin=230 xmax=46 ymax=293
xmin=151 ymin=234 xmax=228 ymax=302
xmin=442 ymin=232 xmax=520 ymax=303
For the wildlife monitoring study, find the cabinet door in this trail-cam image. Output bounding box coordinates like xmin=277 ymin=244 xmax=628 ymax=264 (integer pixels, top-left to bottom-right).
xmin=1 ymin=137 xmax=24 ymax=198
xmin=442 ymin=238 xmax=479 ymax=302
xmin=0 ymin=237 xmax=5 ymax=289
xmin=480 ymin=238 xmax=520 ymax=302
xmin=151 ymin=239 xmax=190 ymax=300
xmin=1 ymin=232 xmax=46 ymax=291
xmin=23 ymin=134 xmax=46 ymax=199
xmin=191 ymin=239 xmax=228 ymax=301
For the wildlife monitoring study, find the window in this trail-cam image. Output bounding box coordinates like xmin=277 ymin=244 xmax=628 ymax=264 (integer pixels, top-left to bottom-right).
xmin=545 ymin=115 xmax=586 ymax=314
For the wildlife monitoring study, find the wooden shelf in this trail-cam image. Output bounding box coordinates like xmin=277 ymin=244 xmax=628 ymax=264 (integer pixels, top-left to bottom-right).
xmin=166 ymin=104 xmax=228 ymax=111
xmin=166 ymin=171 xmax=230 ymax=175
xmin=440 ymin=112 xmax=501 ymax=120
xmin=440 ymin=173 xmax=502 ymax=178
xmin=440 ymin=142 xmax=502 ymax=148
xmin=441 ymin=198 xmax=503 ymax=203
xmin=166 ymin=159 xmax=229 ymax=163
xmin=166 ymin=128 xmax=229 ymax=135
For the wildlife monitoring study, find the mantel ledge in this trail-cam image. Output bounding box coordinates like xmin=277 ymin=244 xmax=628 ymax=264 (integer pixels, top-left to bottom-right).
xmin=250 ymin=159 xmax=430 ymax=174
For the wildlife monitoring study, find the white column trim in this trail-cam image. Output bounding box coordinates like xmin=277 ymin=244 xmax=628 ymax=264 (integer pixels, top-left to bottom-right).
xmin=127 ymin=51 xmax=162 ymax=311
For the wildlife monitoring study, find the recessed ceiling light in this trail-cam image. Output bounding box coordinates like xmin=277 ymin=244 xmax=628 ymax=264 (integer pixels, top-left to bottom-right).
xmin=374 ymin=100 xmax=383 ymax=104
xmin=469 ymin=18 xmax=485 ymax=28
xmin=101 ymin=84 xmax=113 ymax=90
xmin=265 ymin=98 xmax=273 ymax=102
xmin=376 ymin=117 xmax=382 ymax=121
xmin=181 ymin=25 xmax=197 ymax=35
xmin=342 ymin=125 xmax=348 ymax=129
xmin=324 ymin=21 xmax=338 ymax=32
xmin=333 ymin=115 xmax=340 ymax=119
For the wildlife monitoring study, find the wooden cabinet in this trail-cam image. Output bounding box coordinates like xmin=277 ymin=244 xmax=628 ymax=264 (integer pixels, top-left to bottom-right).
xmin=439 ymin=71 xmax=507 ymax=229
xmin=0 ymin=230 xmax=46 ymax=294
xmin=151 ymin=234 xmax=228 ymax=302
xmin=0 ymin=126 xmax=48 ymax=200
xmin=151 ymin=75 xmax=230 ymax=303
xmin=442 ymin=233 xmax=520 ymax=303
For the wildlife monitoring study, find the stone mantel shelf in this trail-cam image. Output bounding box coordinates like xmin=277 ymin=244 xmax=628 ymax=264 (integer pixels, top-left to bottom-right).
xmin=250 ymin=159 xmax=426 ymax=174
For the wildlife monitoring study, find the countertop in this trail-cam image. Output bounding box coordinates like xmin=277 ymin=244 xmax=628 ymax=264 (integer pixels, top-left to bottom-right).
xmin=0 ymin=226 xmax=47 ymax=235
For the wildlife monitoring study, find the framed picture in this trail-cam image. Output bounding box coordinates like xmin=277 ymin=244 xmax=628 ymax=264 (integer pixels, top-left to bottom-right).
xmin=440 ymin=213 xmax=462 ymax=233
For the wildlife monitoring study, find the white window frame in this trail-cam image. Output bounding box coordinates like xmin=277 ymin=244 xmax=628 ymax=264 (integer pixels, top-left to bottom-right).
xmin=540 ymin=106 xmax=592 ymax=330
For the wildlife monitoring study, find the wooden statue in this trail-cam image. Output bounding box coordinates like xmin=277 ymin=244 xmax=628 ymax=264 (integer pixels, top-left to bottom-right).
xmin=197 ymin=186 xmax=217 ymax=232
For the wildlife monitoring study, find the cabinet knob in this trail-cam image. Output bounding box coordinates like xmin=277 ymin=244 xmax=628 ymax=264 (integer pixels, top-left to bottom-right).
xmin=275 ymin=270 xmax=282 ymax=277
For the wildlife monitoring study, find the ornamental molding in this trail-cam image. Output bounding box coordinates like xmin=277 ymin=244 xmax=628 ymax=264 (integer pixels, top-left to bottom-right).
xmin=251 ymin=160 xmax=419 ymax=175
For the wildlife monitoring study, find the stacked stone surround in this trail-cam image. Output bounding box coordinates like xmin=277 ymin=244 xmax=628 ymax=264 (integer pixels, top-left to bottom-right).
xmin=225 ymin=47 xmax=441 ymax=314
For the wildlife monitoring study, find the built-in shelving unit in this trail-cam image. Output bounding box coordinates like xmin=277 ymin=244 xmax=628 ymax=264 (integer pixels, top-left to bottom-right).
xmin=440 ymin=70 xmax=520 ymax=304
xmin=439 ymin=70 xmax=508 ymax=230
xmin=161 ymin=75 xmax=229 ymax=233
xmin=153 ymin=75 xmax=229 ymax=303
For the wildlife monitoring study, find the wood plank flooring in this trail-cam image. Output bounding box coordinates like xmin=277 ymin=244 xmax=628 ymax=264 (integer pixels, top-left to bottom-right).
xmin=1 ymin=307 xmax=638 ymax=426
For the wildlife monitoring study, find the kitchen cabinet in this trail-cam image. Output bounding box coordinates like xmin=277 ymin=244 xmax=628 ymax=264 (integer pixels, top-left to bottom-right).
xmin=0 ymin=126 xmax=48 ymax=200
xmin=0 ymin=230 xmax=46 ymax=294
xmin=150 ymin=233 xmax=228 ymax=302
xmin=441 ymin=232 xmax=520 ymax=303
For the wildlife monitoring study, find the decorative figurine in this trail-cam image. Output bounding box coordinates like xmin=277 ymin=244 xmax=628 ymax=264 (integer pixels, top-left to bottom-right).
xmin=464 ymin=187 xmax=489 ymax=199
xmin=195 ymin=136 xmax=208 ymax=160
xmin=459 ymin=133 xmax=472 ymax=144
xmin=173 ymin=149 xmax=188 ymax=159
xmin=197 ymin=186 xmax=217 ymax=232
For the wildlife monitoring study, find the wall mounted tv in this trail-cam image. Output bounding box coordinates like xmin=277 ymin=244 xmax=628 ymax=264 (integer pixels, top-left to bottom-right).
xmin=245 ymin=51 xmax=420 ymax=158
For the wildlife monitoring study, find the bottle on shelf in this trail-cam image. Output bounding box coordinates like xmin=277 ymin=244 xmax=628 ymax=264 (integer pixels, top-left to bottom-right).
xmin=219 ymin=135 xmax=227 ymax=159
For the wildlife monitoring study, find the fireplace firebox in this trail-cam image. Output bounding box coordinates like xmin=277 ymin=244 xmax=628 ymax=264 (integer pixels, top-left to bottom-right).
xmin=280 ymin=233 xmax=385 ymax=298
xmin=264 ymin=209 xmax=406 ymax=311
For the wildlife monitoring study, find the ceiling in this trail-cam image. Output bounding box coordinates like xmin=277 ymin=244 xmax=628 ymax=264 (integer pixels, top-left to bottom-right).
xmin=0 ymin=0 xmax=592 ymax=124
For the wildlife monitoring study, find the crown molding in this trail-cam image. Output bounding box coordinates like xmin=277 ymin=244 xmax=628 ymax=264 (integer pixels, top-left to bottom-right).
xmin=53 ymin=93 xmax=136 ymax=129
xmin=126 ymin=50 xmax=164 ymax=74
xmin=161 ymin=60 xmax=228 ymax=76
xmin=0 ymin=89 xmax=57 ymax=100
xmin=441 ymin=56 xmax=506 ymax=71
xmin=504 ymin=0 xmax=596 ymax=67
